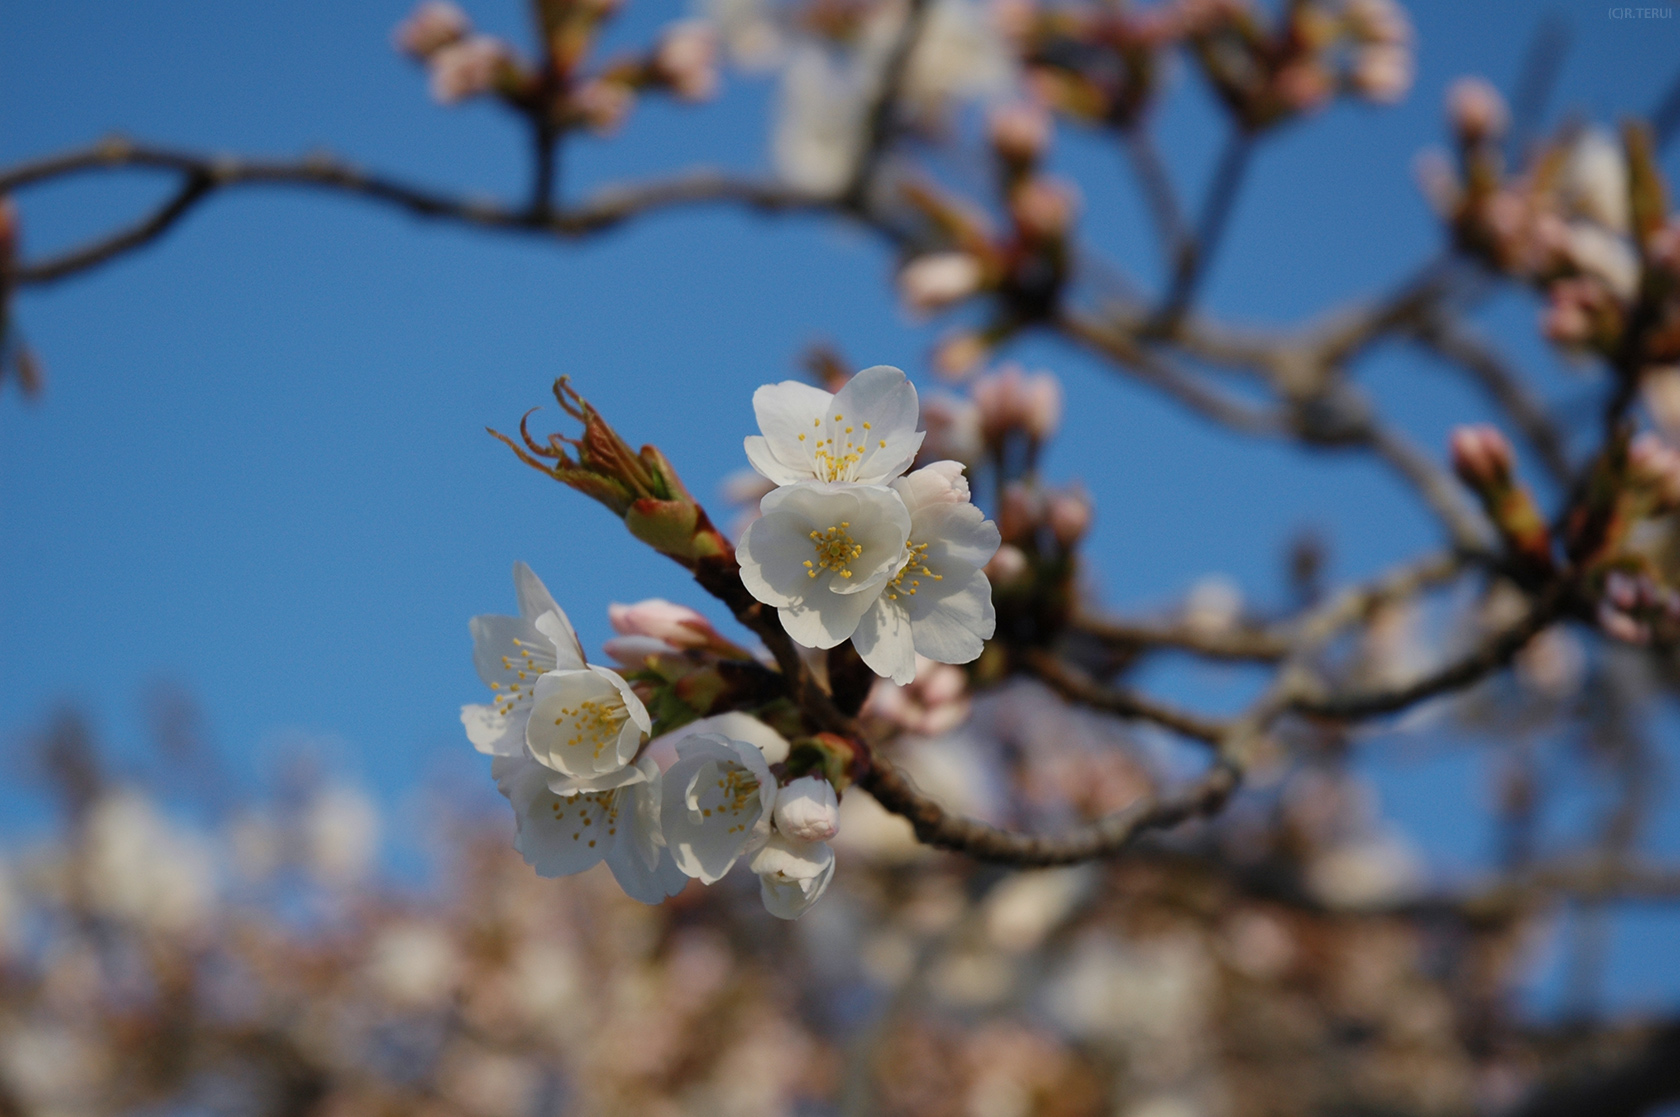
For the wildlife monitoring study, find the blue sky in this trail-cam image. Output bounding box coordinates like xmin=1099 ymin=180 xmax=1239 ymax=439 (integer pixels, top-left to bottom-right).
xmin=3 ymin=0 xmax=1680 ymax=1010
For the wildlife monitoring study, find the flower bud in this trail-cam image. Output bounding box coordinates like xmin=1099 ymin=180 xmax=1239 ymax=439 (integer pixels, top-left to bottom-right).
xmin=1185 ymin=576 xmax=1243 ymax=638
xmin=1275 ymin=61 xmax=1334 ymax=114
xmin=1351 ymin=44 xmax=1413 ymax=104
xmin=898 ymin=252 xmax=984 ymax=314
xmin=1344 ymin=0 xmax=1412 ymax=46
xmin=1046 ymin=486 xmax=1092 ymax=547
xmin=988 ymin=102 xmax=1051 ymax=164
xmin=751 ymin=833 xmax=834 ymax=919
xmin=1562 ymin=128 xmax=1631 ymax=234
xmin=998 ymin=482 xmax=1044 ymax=544
xmin=1643 ymin=367 xmax=1680 ymax=441
xmin=984 ymin=543 xmax=1030 ymax=585
xmin=429 ymin=36 xmax=513 ymax=104
xmin=772 ymin=775 xmax=841 ymax=842
xmin=1540 ymin=278 xmax=1610 ymax=347
xmin=1628 ymin=432 xmax=1680 ymax=510
xmin=1449 ymin=424 xmax=1513 ymax=490
xmin=394 ymin=0 xmax=470 ymax=58
xmin=1412 ymin=148 xmax=1461 ymax=216
xmin=920 ymin=393 xmax=984 ymax=465
xmin=653 ymin=19 xmax=719 ymax=102
xmin=572 ymin=78 xmax=636 ymax=134
xmin=608 ymin=598 xmax=720 ymax=650
xmin=1446 ymin=76 xmax=1508 ymax=144
xmin=1009 ymin=177 xmax=1075 ymax=240
xmin=973 ymin=364 xmax=1063 ymax=443
xmin=933 ymin=331 xmax=989 ymax=380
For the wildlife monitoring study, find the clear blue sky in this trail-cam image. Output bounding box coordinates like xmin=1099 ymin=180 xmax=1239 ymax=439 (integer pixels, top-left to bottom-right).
xmin=3 ymin=0 xmax=1678 ymax=1009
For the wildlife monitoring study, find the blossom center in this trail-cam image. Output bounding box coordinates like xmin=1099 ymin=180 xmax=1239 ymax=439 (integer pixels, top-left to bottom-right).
xmin=690 ymin=762 xmax=762 ymax=835
xmin=488 ymin=636 xmax=558 ymax=716
xmin=884 ymin=540 xmax=942 ymax=601
xmin=550 ymin=697 xmax=629 ymax=759
xmin=801 ymin=413 xmax=884 ymax=482
xmin=805 ymin=522 xmax=864 ymax=579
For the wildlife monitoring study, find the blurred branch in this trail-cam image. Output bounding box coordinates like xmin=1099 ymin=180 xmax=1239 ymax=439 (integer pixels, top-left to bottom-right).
xmin=1500 ymin=1020 xmax=1680 ymax=1117
xmin=843 ymin=0 xmax=933 ymax=209
xmin=1506 ymin=12 xmax=1571 ymax=162
xmin=1069 ymin=613 xmax=1292 ymax=661
xmin=1149 ymin=130 xmax=1253 ymax=331
xmin=1022 ymin=649 xmax=1230 ymax=744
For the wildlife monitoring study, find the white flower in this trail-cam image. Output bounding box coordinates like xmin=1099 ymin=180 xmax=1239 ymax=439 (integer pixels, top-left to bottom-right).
xmin=852 ymin=462 xmax=1000 ymax=684
xmin=772 ymin=44 xmax=870 ymax=194
xmin=429 ymin=35 xmax=512 ymax=104
xmin=660 ymin=733 xmax=777 ymax=884
xmin=462 ymin=562 xmax=588 ymax=757
xmin=393 ymin=0 xmax=469 ymax=58
xmin=745 ymin=364 xmax=924 ymax=486
xmin=898 ymin=0 xmax=1016 ymax=118
xmin=524 ymin=665 xmax=653 ymax=784
xmin=899 ymin=253 xmax=984 ymax=314
xmin=750 ymin=833 xmax=835 ymax=919
xmin=1562 ymin=127 xmax=1630 ymax=234
xmin=493 ymin=752 xmax=688 ymax=903
xmin=738 ymin=481 xmax=913 ymax=649
xmin=772 ymin=775 xmax=841 ymax=842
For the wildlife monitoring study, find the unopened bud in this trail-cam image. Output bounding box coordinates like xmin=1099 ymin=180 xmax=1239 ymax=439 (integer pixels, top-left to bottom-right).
xmin=772 ymin=775 xmax=841 ymax=842
xmin=1562 ymin=128 xmax=1631 ymax=234
xmin=572 ymin=78 xmax=636 ymax=134
xmin=1446 ymin=76 xmax=1508 ymax=144
xmin=899 ymin=252 xmax=984 ymax=314
xmin=1412 ymin=148 xmax=1461 ymax=216
xmin=1344 ymin=0 xmax=1412 ymax=46
xmin=984 ymin=543 xmax=1030 ymax=585
xmin=1351 ymin=44 xmax=1413 ymax=103
xmin=1274 ymin=61 xmax=1334 ymax=113
xmin=1449 ymin=424 xmax=1513 ymax=490
xmin=989 ymin=102 xmax=1051 ymax=164
xmin=920 ymin=393 xmax=984 ymax=465
xmin=933 ymin=331 xmax=989 ymax=380
xmin=1540 ymin=278 xmax=1604 ymax=347
xmin=1628 ymin=432 xmax=1680 ymax=510
xmin=653 ymin=19 xmax=719 ymax=102
xmin=1010 ymin=177 xmax=1074 ymax=240
xmin=1046 ymin=487 xmax=1092 ymax=547
xmin=608 ymin=598 xmax=720 ymax=650
xmin=429 ymin=36 xmax=513 ymax=104
xmin=1643 ymin=367 xmax=1680 ymax=442
xmin=394 ymin=0 xmax=470 ymax=58
xmin=973 ymin=364 xmax=1063 ymax=443
xmin=998 ymin=482 xmax=1044 ymax=544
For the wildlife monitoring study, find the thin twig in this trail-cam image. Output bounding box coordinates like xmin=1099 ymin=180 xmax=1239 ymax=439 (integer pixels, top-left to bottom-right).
xmin=1120 ymin=124 xmax=1190 ymax=271
xmin=843 ymin=0 xmax=933 ymax=208
xmin=1150 ymin=130 xmax=1253 ymax=330
xmin=1022 ymin=649 xmax=1229 ymax=745
xmin=1070 ymin=614 xmax=1291 ymax=661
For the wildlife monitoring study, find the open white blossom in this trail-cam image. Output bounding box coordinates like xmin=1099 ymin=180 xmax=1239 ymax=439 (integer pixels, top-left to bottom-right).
xmin=524 ymin=663 xmax=653 ymax=786
xmin=461 ymin=562 xmax=587 ymax=757
xmin=745 ymin=364 xmax=924 ymax=486
xmin=750 ymin=833 xmax=835 ymax=919
xmin=852 ymin=461 xmax=1000 ymax=683
xmin=660 ymin=733 xmax=777 ymax=884
xmin=738 ymin=481 xmax=913 ymax=648
xmin=493 ymin=752 xmax=688 ymax=903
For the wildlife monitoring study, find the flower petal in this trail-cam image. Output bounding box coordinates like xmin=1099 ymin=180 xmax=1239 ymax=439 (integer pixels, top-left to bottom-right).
xmin=660 ymin=733 xmax=776 ymax=884
xmin=744 ymin=434 xmax=810 ymax=486
xmin=751 ymin=379 xmax=835 ymax=479
xmin=607 ymin=842 xmax=690 ymax=904
xmin=851 ymin=595 xmax=918 ymax=684
xmin=527 ymin=669 xmax=643 ymax=778
xmin=461 ymin=702 xmax=525 ymax=756
xmin=492 ymin=753 xmax=613 ymax=877
xmin=831 ymin=365 xmax=924 ymax=484
xmin=533 ymin=609 xmax=587 ymax=672
xmin=908 ymin=570 xmax=995 ymax=664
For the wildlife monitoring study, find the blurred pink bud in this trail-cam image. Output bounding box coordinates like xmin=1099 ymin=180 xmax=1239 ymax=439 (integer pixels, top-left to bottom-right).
xmin=1351 ymin=45 xmax=1413 ymax=103
xmin=429 ymin=36 xmax=511 ymax=104
xmin=1598 ymin=601 xmax=1649 ymax=645
xmin=1540 ymin=279 xmax=1599 ymax=346
xmin=984 ymin=543 xmax=1030 ymax=585
xmin=1649 ymin=219 xmax=1680 ymax=276
xmin=603 ymin=634 xmax=677 ymax=668
xmin=1185 ymin=576 xmax=1243 ymax=637
xmin=608 ymin=598 xmax=719 ymax=649
xmin=1446 ymin=76 xmax=1508 ymax=143
xmin=899 ymin=252 xmax=984 ymax=314
xmin=998 ymin=482 xmax=1044 ymax=544
xmin=1449 ymin=424 xmax=1513 ymax=489
xmin=1046 ymin=486 xmax=1092 ymax=547
xmin=864 ymin=657 xmax=971 ymax=736
xmin=1643 ymin=367 xmax=1680 ymax=442
xmin=1345 ymin=0 xmax=1412 ymax=45
xmin=1411 ymin=148 xmax=1460 ymax=216
xmin=394 ymin=0 xmax=470 ymax=58
xmin=1275 ymin=62 xmax=1334 ymax=114
xmin=1628 ymin=432 xmax=1680 ymax=508
xmin=973 ymin=364 xmax=1063 ymax=442
xmin=989 ymin=102 xmax=1051 ymax=163
xmin=773 ymin=776 xmax=840 ymax=842
xmin=921 ymin=393 xmax=984 ymax=464
xmin=654 ymin=20 xmax=719 ymax=102
xmin=933 ymin=331 xmax=989 ymax=380
xmin=1010 ymin=177 xmax=1075 ymax=240
xmin=573 ymin=79 xmax=636 ymax=134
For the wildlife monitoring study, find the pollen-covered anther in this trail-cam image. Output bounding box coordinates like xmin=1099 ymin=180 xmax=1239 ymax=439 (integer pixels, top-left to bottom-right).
xmin=805 ymin=522 xmax=865 ymax=579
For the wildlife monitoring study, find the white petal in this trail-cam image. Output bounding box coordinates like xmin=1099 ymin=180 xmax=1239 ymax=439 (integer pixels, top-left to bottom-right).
xmin=660 ymin=734 xmax=775 ymax=884
xmin=851 ymin=595 xmax=918 ymax=684
xmin=744 ymin=434 xmax=810 ymax=486
xmin=462 ymin=702 xmax=527 ymax=756
xmin=909 ymin=571 xmax=995 ymax=664
xmin=892 ymin=460 xmax=970 ymax=515
xmin=831 ymin=365 xmax=924 ymax=484
xmin=533 ymin=609 xmax=587 ymax=671
xmin=469 ymin=613 xmax=544 ymax=689
xmin=593 ymin=663 xmax=654 ymax=736
xmin=659 ymin=712 xmax=793 ymax=764
xmin=546 ymin=763 xmax=648 ymax=796
xmin=607 ymin=843 xmax=690 ymax=904
xmin=914 ymin=501 xmax=1001 ymax=572
xmin=752 ymin=379 xmax=835 ymax=479
xmin=526 ymin=670 xmax=643 ymax=778
xmin=512 ymin=561 xmax=560 ymax=624
xmin=778 ymin=589 xmax=877 ymax=649
xmin=738 ymin=509 xmax=821 ymax=608
xmin=751 ymin=834 xmax=836 ymax=919
xmin=492 ymin=754 xmax=614 ymax=878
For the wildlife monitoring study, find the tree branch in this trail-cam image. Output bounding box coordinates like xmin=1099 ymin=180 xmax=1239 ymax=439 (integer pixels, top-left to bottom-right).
xmin=1022 ymin=648 xmax=1229 ymax=745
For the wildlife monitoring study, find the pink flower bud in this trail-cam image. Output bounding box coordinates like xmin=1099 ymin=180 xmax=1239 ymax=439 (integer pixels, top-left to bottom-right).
xmin=428 ymin=36 xmax=512 ymax=104
xmin=1046 ymin=486 xmax=1092 ymax=547
xmin=973 ymin=364 xmax=1063 ymax=443
xmin=773 ymin=776 xmax=840 ymax=842
xmin=653 ymin=19 xmax=719 ymax=102
xmin=988 ymin=102 xmax=1051 ymax=164
xmin=1540 ymin=279 xmax=1600 ymax=346
xmin=608 ymin=598 xmax=719 ymax=650
xmin=1010 ymin=177 xmax=1075 ymax=240
xmin=998 ymin=482 xmax=1044 ymax=544
xmin=920 ymin=393 xmax=984 ymax=465
xmin=984 ymin=543 xmax=1030 ymax=585
xmin=1345 ymin=0 xmax=1412 ymax=46
xmin=572 ymin=78 xmax=636 ymax=134
xmin=394 ymin=0 xmax=470 ymax=58
xmin=1411 ymin=148 xmax=1460 ymax=216
xmin=899 ymin=252 xmax=984 ymax=314
xmin=1448 ymin=424 xmax=1513 ymax=489
xmin=933 ymin=331 xmax=989 ymax=380
xmin=1628 ymin=432 xmax=1680 ymax=509
xmin=1275 ymin=61 xmax=1334 ymax=114
xmin=1351 ymin=44 xmax=1413 ymax=104
xmin=1643 ymin=367 xmax=1680 ymax=442
xmin=1446 ymin=76 xmax=1508 ymax=144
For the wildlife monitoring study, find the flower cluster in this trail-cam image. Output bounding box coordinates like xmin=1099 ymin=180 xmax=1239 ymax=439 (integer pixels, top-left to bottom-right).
xmin=737 ymin=365 xmax=1003 ymax=684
